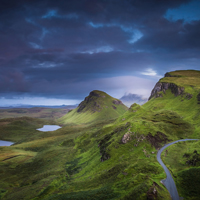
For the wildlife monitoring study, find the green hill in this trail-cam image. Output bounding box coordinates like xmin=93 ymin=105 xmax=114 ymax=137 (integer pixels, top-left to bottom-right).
xmin=146 ymin=70 xmax=200 ymax=137
xmin=58 ymin=90 xmax=128 ymax=125
xmin=1 ymin=70 xmax=200 ymax=200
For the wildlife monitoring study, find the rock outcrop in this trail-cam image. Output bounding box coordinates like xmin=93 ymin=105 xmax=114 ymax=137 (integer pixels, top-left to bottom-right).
xmin=121 ymin=133 xmax=131 ymax=144
xmin=77 ymin=90 xmax=127 ymax=113
xmin=146 ymin=132 xmax=170 ymax=149
xmin=77 ymin=91 xmax=104 ymax=112
xmin=147 ymin=182 xmax=159 ymax=200
xmin=148 ymin=82 xmax=185 ymax=100
xmin=112 ymin=99 xmax=123 ymax=105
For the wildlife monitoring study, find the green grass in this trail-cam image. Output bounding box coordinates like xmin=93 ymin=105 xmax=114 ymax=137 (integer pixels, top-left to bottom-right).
xmin=59 ymin=90 xmax=128 ymax=125
xmin=161 ymin=140 xmax=200 ymax=200
xmin=0 ymin=116 xmax=171 ymax=200
xmin=160 ymin=70 xmax=200 ymax=92
xmin=0 ymin=70 xmax=200 ymax=199
xmin=0 ymin=107 xmax=70 ymax=120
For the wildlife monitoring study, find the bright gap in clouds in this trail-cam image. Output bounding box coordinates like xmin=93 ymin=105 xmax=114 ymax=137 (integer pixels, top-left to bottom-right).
xmin=0 ymin=75 xmax=157 ymax=107
xmin=141 ymin=68 xmax=162 ymax=78
xmin=80 ymin=46 xmax=114 ymax=54
xmin=81 ymin=75 xmax=157 ymax=99
xmin=0 ymin=97 xmax=80 ymax=107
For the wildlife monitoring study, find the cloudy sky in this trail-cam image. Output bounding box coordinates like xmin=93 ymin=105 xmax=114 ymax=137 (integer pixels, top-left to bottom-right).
xmin=0 ymin=0 xmax=200 ymax=106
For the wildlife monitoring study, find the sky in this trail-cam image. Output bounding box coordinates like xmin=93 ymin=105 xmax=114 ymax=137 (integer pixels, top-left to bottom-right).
xmin=0 ymin=0 xmax=200 ymax=106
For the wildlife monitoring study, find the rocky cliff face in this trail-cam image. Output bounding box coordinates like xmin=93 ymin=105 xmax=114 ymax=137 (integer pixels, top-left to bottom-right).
xmin=148 ymin=82 xmax=185 ymax=100
xmin=112 ymin=99 xmax=123 ymax=105
xmin=77 ymin=91 xmax=104 ymax=113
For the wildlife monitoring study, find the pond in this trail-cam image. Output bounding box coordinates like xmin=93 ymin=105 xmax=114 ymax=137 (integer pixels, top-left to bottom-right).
xmin=0 ymin=140 xmax=14 ymax=146
xmin=37 ymin=125 xmax=61 ymax=132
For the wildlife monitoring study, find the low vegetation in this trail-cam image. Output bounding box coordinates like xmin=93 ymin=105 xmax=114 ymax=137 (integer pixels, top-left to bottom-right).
xmin=59 ymin=90 xmax=128 ymax=125
xmin=161 ymin=140 xmax=200 ymax=200
xmin=0 ymin=107 xmax=71 ymax=120
xmin=0 ymin=70 xmax=200 ymax=199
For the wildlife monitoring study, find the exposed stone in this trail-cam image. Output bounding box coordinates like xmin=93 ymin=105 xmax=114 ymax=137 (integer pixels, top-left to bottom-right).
xmin=98 ymin=134 xmax=112 ymax=162
xmin=112 ymin=105 xmax=117 ymax=110
xmin=149 ymin=82 xmax=185 ymax=100
xmin=164 ymin=72 xmax=181 ymax=78
xmin=98 ymin=123 xmax=130 ymax=161
xmin=113 ymin=99 xmax=123 ymax=105
xmin=185 ymin=93 xmax=193 ymax=100
xmin=89 ymin=91 xmax=101 ymax=97
xmin=147 ymin=132 xmax=170 ymax=149
xmin=164 ymin=72 xmax=172 ymax=77
xmin=121 ymin=133 xmax=131 ymax=144
xmin=77 ymin=101 xmax=86 ymax=112
xmin=77 ymin=93 xmax=102 ymax=113
xmin=147 ymin=182 xmax=158 ymax=200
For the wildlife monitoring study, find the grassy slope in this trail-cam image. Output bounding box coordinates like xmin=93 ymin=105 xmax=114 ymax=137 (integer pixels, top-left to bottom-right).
xmin=59 ymin=90 xmax=128 ymax=125
xmin=162 ymin=70 xmax=200 ymax=92
xmin=161 ymin=140 xmax=200 ymax=200
xmin=1 ymin=70 xmax=200 ymax=200
xmin=0 ymin=117 xmax=171 ymax=200
xmin=145 ymin=70 xmax=200 ymax=200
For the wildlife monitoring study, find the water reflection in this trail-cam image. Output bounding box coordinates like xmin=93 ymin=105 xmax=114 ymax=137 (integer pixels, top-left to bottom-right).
xmin=0 ymin=140 xmax=14 ymax=146
xmin=37 ymin=125 xmax=61 ymax=132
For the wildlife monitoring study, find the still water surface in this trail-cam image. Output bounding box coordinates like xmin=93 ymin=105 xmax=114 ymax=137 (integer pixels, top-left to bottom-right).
xmin=0 ymin=140 xmax=14 ymax=146
xmin=37 ymin=125 xmax=61 ymax=132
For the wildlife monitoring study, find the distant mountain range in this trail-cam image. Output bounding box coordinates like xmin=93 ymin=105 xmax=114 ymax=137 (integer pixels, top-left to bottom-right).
xmin=120 ymin=93 xmax=148 ymax=107
xmin=0 ymin=104 xmax=78 ymax=109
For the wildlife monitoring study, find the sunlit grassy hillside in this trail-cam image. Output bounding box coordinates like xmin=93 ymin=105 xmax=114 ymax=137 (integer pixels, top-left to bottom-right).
xmin=1 ymin=70 xmax=200 ymax=200
xmin=59 ymin=90 xmax=128 ymax=125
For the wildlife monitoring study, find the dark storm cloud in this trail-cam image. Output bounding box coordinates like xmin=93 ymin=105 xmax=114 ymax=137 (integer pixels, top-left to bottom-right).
xmin=0 ymin=0 xmax=200 ymax=103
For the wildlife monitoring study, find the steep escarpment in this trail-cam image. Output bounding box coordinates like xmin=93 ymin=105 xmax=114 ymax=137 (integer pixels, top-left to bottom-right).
xmin=148 ymin=81 xmax=185 ymax=100
xmin=77 ymin=91 xmax=106 ymax=113
xmin=59 ymin=90 xmax=128 ymax=125
xmin=145 ymin=70 xmax=200 ymax=136
xmin=148 ymin=70 xmax=200 ymax=100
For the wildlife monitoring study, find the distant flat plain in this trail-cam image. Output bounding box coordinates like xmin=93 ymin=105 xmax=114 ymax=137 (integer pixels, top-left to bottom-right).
xmin=0 ymin=107 xmax=71 ymax=120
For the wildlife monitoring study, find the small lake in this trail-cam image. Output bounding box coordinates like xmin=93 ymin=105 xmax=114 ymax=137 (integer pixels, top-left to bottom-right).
xmin=37 ymin=125 xmax=61 ymax=132
xmin=0 ymin=140 xmax=14 ymax=146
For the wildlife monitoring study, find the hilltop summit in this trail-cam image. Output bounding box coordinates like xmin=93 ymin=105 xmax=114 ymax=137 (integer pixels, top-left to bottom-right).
xmin=77 ymin=90 xmax=123 ymax=113
xmin=59 ymin=90 xmax=128 ymax=125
